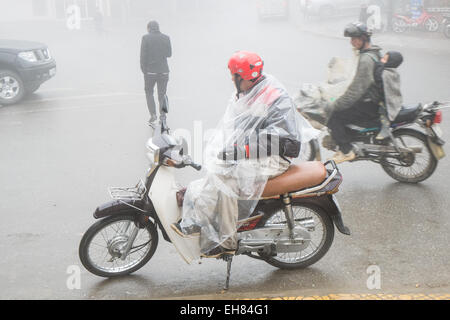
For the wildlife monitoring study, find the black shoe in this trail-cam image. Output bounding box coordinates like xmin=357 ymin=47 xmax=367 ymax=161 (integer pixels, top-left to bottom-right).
xmin=170 ymin=221 xmax=200 ymax=237
xmin=200 ymin=246 xmax=235 ymax=259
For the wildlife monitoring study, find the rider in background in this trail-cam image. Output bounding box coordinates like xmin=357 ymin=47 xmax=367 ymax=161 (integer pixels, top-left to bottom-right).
xmin=327 ymin=22 xmax=382 ymax=164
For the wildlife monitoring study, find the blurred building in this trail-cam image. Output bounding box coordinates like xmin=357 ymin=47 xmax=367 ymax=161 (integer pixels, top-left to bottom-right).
xmin=0 ymin=0 xmax=243 ymax=22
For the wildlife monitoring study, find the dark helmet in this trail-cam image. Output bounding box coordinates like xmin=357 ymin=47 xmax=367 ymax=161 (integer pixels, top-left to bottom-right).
xmin=344 ymin=22 xmax=372 ymax=39
xmin=384 ymin=51 xmax=404 ymax=69
xmin=147 ymin=20 xmax=160 ymax=32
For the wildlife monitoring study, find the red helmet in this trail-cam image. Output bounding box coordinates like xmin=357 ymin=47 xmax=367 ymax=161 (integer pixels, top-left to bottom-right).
xmin=228 ymin=51 xmax=264 ymax=81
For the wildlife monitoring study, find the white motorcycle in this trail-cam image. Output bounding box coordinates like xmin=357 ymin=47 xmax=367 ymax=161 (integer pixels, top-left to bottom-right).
xmin=79 ymin=122 xmax=350 ymax=289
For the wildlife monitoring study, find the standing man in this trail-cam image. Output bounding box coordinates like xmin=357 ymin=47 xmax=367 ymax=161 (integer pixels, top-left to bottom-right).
xmin=140 ymin=20 xmax=172 ymax=127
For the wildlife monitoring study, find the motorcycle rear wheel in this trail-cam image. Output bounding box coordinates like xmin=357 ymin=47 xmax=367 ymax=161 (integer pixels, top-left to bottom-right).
xmin=79 ymin=214 xmax=158 ymax=277
xmin=261 ymin=202 xmax=334 ymax=270
xmin=381 ymin=129 xmax=438 ymax=183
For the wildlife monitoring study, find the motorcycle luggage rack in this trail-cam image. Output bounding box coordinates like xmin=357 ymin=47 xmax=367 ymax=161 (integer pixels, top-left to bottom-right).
xmin=108 ymin=179 xmax=147 ymax=201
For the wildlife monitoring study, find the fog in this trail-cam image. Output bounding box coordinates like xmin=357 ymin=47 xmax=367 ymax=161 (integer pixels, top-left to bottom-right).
xmin=1 ymin=0 xmax=450 ymax=300
xmin=2 ymin=0 xmax=448 ymax=125
xmin=0 ymin=0 xmax=342 ymax=123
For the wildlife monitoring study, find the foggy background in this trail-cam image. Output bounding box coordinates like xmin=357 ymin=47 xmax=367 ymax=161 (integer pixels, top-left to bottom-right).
xmin=1 ymin=0 xmax=450 ymax=299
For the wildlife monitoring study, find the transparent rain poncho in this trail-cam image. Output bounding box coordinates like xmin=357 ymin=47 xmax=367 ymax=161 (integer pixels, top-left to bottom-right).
xmin=296 ymin=50 xmax=360 ymax=127
xmin=180 ymin=74 xmax=319 ymax=254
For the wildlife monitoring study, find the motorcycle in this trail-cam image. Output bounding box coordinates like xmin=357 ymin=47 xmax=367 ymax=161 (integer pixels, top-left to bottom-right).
xmin=443 ymin=15 xmax=450 ymax=39
xmin=392 ymin=9 xmax=440 ymax=33
xmin=78 ymin=120 xmax=350 ymax=290
xmin=299 ymin=101 xmax=448 ymax=183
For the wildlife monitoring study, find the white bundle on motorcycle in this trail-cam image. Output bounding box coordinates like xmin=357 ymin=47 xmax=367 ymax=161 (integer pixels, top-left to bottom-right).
xmin=180 ymin=74 xmax=319 ymax=258
xmin=296 ymin=52 xmax=360 ymax=127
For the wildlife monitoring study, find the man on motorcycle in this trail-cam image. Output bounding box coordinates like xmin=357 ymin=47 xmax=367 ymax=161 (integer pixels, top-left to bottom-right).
xmin=171 ymin=51 xmax=311 ymax=258
xmin=327 ymin=22 xmax=383 ymax=163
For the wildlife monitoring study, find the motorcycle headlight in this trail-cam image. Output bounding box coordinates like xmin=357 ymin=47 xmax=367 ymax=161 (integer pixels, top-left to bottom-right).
xmin=18 ymin=51 xmax=37 ymax=63
xmin=146 ymin=140 xmax=160 ymax=164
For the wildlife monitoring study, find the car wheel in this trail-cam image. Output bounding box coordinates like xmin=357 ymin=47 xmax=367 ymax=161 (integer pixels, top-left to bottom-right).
xmin=0 ymin=70 xmax=25 ymax=105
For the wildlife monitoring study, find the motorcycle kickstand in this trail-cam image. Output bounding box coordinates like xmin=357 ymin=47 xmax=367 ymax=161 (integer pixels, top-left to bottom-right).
xmin=221 ymin=254 xmax=233 ymax=291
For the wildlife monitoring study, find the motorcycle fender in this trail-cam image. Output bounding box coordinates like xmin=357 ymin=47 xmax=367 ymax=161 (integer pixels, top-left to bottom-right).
xmin=293 ymin=195 xmax=351 ymax=236
xmin=93 ymin=199 xmax=148 ymax=219
xmin=428 ymin=137 xmax=446 ymax=160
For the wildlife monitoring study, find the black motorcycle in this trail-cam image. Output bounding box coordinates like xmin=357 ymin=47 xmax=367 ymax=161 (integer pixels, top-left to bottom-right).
xmin=299 ymin=101 xmax=447 ymax=183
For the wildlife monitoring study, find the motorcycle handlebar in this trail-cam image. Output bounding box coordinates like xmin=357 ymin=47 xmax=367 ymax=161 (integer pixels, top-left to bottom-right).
xmin=190 ymin=163 xmax=202 ymax=171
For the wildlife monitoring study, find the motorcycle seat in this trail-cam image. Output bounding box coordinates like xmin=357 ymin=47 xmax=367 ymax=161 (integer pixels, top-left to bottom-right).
xmin=392 ymin=104 xmax=422 ymax=124
xmin=261 ymin=161 xmax=327 ymax=198
xmin=344 ymin=104 xmax=423 ymax=133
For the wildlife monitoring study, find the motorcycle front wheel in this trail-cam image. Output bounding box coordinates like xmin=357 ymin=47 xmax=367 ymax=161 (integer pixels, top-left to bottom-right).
xmin=392 ymin=18 xmax=407 ymax=33
xmin=261 ymin=202 xmax=334 ymax=270
xmin=380 ymin=129 xmax=438 ymax=183
xmin=424 ymin=17 xmax=439 ymax=32
xmin=444 ymin=24 xmax=450 ymax=38
xmin=299 ymin=140 xmax=319 ymax=161
xmin=79 ymin=214 xmax=158 ymax=277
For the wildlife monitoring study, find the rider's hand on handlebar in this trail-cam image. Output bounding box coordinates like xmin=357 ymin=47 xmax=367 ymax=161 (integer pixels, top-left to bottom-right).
xmin=217 ymin=145 xmax=248 ymax=161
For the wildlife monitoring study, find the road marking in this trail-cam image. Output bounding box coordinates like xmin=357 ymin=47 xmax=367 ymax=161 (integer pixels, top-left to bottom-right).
xmin=21 ymin=92 xmax=189 ymax=104
xmin=0 ymin=99 xmax=144 ymax=115
xmin=245 ymin=293 xmax=450 ymax=300
xmin=22 ymin=92 xmax=144 ymax=104
xmin=35 ymin=88 xmax=77 ymax=93
xmin=0 ymin=92 xmax=190 ymax=115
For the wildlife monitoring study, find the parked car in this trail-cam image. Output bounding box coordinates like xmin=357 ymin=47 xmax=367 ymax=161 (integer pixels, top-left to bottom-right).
xmin=0 ymin=40 xmax=56 ymax=105
xmin=302 ymin=0 xmax=364 ymax=17
xmin=257 ymin=0 xmax=289 ymax=20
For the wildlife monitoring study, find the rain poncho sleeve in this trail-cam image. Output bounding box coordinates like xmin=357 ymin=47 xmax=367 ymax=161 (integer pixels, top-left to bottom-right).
xmin=382 ymin=68 xmax=403 ymax=121
xmin=180 ymin=74 xmax=319 ymax=255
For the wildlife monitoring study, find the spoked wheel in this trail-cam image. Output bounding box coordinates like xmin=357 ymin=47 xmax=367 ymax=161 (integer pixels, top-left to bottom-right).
xmin=424 ymin=17 xmax=439 ymax=32
xmin=299 ymin=140 xmax=319 ymax=161
xmin=79 ymin=214 xmax=158 ymax=277
xmin=444 ymin=24 xmax=450 ymax=38
xmin=392 ymin=17 xmax=408 ymax=33
xmin=262 ymin=202 xmax=334 ymax=269
xmin=381 ymin=129 xmax=437 ymax=183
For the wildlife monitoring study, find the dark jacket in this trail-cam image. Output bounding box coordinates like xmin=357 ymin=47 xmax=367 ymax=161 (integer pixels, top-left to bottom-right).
xmin=231 ymin=75 xmax=301 ymax=160
xmin=332 ymin=46 xmax=382 ymax=113
xmin=140 ymin=29 xmax=172 ymax=74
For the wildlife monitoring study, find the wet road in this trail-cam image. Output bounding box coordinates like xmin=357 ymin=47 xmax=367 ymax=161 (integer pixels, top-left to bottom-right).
xmin=1 ymin=9 xmax=450 ymax=299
